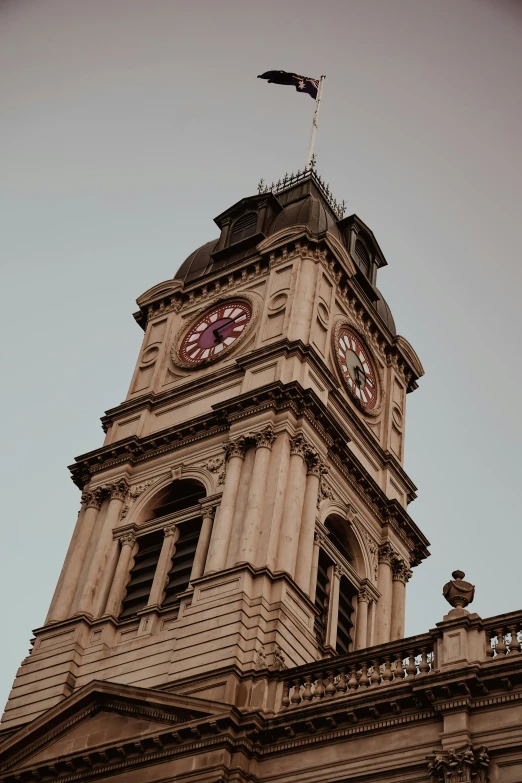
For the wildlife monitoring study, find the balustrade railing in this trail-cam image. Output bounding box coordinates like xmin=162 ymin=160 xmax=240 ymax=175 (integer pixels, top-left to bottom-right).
xmin=484 ymin=610 xmax=522 ymax=659
xmin=280 ymin=633 xmax=435 ymax=710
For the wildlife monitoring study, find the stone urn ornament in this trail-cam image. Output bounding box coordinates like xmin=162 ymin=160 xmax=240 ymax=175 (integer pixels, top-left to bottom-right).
xmin=443 ymin=570 xmax=475 ymax=614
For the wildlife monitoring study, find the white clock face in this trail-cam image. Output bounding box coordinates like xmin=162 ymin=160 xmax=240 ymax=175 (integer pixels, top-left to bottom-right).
xmin=179 ymin=301 xmax=252 ymax=365
xmin=337 ymin=328 xmax=378 ymax=410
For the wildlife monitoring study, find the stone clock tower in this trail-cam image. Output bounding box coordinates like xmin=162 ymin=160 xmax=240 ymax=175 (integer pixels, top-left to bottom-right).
xmin=4 ymin=169 xmax=473 ymax=783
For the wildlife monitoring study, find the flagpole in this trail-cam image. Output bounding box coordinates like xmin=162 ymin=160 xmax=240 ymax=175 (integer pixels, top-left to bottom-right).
xmin=306 ymin=74 xmax=326 ymax=170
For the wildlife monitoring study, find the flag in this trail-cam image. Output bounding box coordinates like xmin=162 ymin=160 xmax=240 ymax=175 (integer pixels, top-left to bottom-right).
xmin=258 ymin=70 xmax=319 ymax=100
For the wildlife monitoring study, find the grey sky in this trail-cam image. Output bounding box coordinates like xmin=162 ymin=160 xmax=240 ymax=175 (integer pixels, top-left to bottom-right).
xmin=1 ymin=0 xmax=521 ymax=711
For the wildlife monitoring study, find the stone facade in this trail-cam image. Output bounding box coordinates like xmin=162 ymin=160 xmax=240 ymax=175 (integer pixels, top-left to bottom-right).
xmin=1 ymin=170 xmax=521 ymax=782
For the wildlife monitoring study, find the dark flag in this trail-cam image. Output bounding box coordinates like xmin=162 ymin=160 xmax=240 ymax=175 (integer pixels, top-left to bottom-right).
xmin=258 ymin=70 xmax=319 ymax=100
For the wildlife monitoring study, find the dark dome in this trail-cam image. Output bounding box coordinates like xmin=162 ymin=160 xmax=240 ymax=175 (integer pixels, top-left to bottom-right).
xmin=174 ymin=192 xmax=348 ymax=284
xmin=374 ymin=288 xmax=396 ymax=335
xmin=175 ymin=238 xmax=219 ymax=285
xmin=270 ymin=195 xmax=345 ymax=245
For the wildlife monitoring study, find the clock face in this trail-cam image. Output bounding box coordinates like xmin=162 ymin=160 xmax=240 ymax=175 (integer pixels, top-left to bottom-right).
xmin=179 ymin=301 xmax=252 ymax=365
xmin=337 ymin=328 xmax=378 ymax=410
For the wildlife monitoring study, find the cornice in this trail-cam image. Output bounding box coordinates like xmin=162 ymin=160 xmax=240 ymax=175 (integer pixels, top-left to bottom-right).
xmin=70 ymin=381 xmax=429 ymax=559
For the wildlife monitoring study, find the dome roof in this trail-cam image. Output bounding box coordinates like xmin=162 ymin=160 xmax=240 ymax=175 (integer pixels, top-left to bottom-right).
xmin=373 ymin=287 xmax=396 ymax=335
xmin=174 ymin=238 xmax=219 ymax=285
xmin=174 ymin=193 xmax=347 ymax=284
xmin=269 ymin=195 xmax=345 ymax=244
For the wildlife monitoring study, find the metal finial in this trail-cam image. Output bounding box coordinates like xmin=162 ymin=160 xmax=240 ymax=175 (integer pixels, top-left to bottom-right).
xmin=257 ymin=178 xmax=265 ymax=194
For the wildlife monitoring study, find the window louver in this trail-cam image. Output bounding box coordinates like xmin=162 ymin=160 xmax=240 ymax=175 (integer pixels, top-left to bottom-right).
xmin=229 ymin=212 xmax=257 ymax=245
xmin=314 ymin=549 xmax=333 ymax=644
xmin=119 ymin=530 xmax=163 ymax=619
xmin=336 ymin=576 xmax=356 ymax=654
xmin=355 ymin=239 xmax=371 ymax=277
xmin=163 ymin=518 xmax=202 ymax=606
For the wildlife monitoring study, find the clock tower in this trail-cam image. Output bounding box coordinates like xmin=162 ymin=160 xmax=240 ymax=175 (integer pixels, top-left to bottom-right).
xmin=1 ymin=168 xmax=428 ymax=733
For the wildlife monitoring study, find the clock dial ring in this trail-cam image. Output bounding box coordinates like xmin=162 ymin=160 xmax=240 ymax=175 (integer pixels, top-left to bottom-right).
xmin=336 ymin=326 xmax=378 ymax=411
xmin=178 ymin=301 xmax=252 ymax=366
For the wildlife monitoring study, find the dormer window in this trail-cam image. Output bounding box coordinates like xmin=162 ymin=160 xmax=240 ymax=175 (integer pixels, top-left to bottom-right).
xmin=229 ymin=212 xmax=257 ymax=245
xmin=355 ymin=238 xmax=371 ymax=278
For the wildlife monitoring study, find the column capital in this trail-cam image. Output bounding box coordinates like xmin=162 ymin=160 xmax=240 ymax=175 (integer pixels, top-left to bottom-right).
xmin=105 ymin=479 xmax=129 ymax=502
xmin=83 ymin=487 xmax=105 ymax=510
xmin=428 ymin=746 xmax=490 ymax=783
xmin=199 ymin=502 xmax=216 ymax=521
xmin=378 ymin=542 xmax=396 ymax=565
xmin=224 ymin=436 xmax=248 ymax=461
xmin=333 ymin=563 xmax=344 ymax=579
xmin=357 ymin=587 xmax=372 ymax=604
xmin=118 ymin=532 xmax=136 ymax=548
xmin=392 ymin=557 xmax=412 ymax=584
xmin=289 ymin=433 xmax=312 ymax=459
xmin=306 ymin=452 xmax=327 ymax=477
xmin=253 ymin=426 xmax=276 ymax=450
xmin=164 ymin=523 xmax=180 ymax=541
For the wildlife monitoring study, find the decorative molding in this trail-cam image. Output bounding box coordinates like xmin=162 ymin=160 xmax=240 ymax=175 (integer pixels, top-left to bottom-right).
xmin=289 ymin=433 xmax=310 ymax=459
xmin=120 ymin=481 xmax=153 ymax=520
xmin=195 ymin=455 xmax=226 ymax=485
xmin=106 ymin=479 xmax=129 ymax=502
xmin=357 ymin=528 xmax=378 ymax=582
xmin=392 ymin=557 xmax=412 ymax=584
xmin=428 ymin=746 xmax=490 ymax=783
xmin=254 ymin=426 xmax=277 ymax=450
xmin=118 ymin=533 xmax=136 ymax=547
xmin=357 ymin=587 xmax=372 ymax=603
xmin=223 ymin=436 xmax=248 ymax=461
xmin=83 ymin=487 xmax=105 ymax=510
xmin=378 ymin=542 xmax=396 ymax=566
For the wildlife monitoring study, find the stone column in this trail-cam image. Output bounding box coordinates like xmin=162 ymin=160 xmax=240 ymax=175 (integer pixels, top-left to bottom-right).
xmin=205 ymin=437 xmax=247 ymax=573
xmin=76 ymin=479 xmax=128 ymax=618
xmin=375 ymin=542 xmax=395 ymax=645
xmin=275 ymin=434 xmax=309 ymax=579
xmin=325 ymin=564 xmax=342 ymax=650
xmin=391 ymin=558 xmax=412 ymax=641
xmin=288 ymin=253 xmax=317 ymax=344
xmin=355 ymin=587 xmax=371 ymax=650
xmin=236 ymin=427 xmax=276 ymax=566
xmin=103 ymin=533 xmax=137 ymax=618
xmin=146 ymin=524 xmax=180 ymax=610
xmin=308 ymin=531 xmax=322 ymax=602
xmin=190 ymin=504 xmax=215 ymax=581
xmin=294 ymin=454 xmax=324 ymax=594
xmin=46 ymin=488 xmax=104 ymax=623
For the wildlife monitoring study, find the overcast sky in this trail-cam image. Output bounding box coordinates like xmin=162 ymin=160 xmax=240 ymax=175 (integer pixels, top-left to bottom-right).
xmin=1 ymin=0 xmax=521 ymax=713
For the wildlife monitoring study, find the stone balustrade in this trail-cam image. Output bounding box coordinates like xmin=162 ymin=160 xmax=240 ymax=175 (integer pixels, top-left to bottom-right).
xmin=484 ymin=610 xmax=522 ymax=658
xmin=280 ymin=633 xmax=435 ymax=710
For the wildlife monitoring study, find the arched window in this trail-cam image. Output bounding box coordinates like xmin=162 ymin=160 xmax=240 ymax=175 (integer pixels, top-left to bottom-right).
xmin=118 ymin=479 xmax=206 ymax=620
xmin=354 ymin=238 xmax=371 ymax=278
xmin=229 ymin=212 xmax=257 ymax=245
xmin=151 ymin=479 xmax=206 ymax=518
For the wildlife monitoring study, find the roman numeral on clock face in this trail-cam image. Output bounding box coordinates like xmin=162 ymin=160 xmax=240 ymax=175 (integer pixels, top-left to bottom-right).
xmin=180 ymin=301 xmax=252 ymax=365
xmin=337 ymin=327 xmax=377 ymax=410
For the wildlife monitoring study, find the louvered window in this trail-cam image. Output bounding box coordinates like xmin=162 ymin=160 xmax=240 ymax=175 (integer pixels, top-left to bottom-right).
xmin=355 ymin=239 xmax=371 ymax=277
xmin=162 ymin=517 xmax=202 ymax=606
xmin=229 ymin=212 xmax=257 ymax=245
xmin=336 ymin=576 xmax=356 ymax=654
xmin=119 ymin=530 xmax=163 ymax=619
xmin=314 ymin=549 xmax=333 ymax=644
